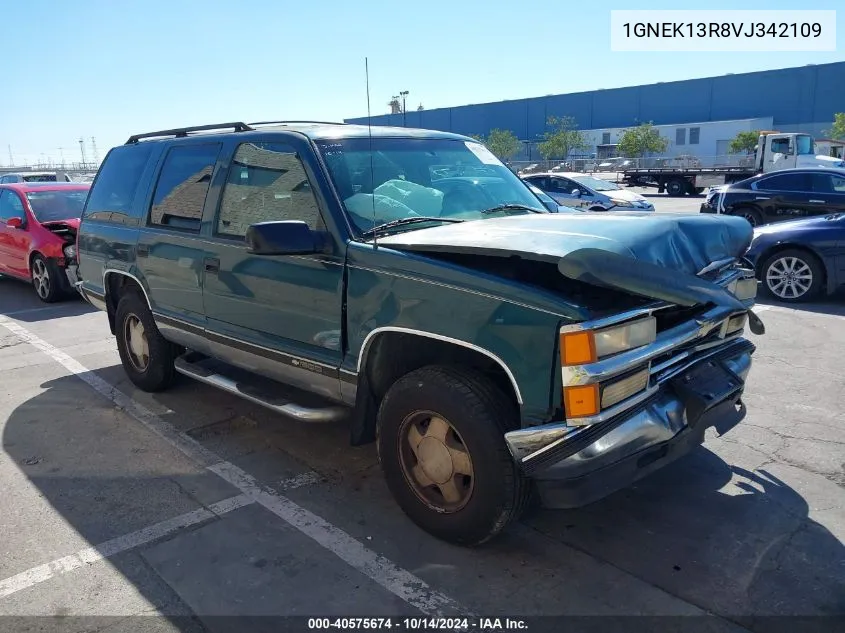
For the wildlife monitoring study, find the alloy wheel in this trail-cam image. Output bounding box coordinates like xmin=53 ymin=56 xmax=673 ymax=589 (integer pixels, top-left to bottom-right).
xmin=766 ymin=256 xmax=813 ymax=300
xmin=32 ymin=259 xmax=50 ymax=299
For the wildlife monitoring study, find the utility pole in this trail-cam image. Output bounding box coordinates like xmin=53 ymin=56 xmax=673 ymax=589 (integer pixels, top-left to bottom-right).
xmin=57 ymin=147 xmax=66 ymax=168
xmin=7 ymin=145 xmax=12 ymax=167
xmin=91 ymin=137 xmax=99 ymax=165
xmin=78 ymin=137 xmax=87 ymax=167
xmin=400 ymin=90 xmax=409 ymax=127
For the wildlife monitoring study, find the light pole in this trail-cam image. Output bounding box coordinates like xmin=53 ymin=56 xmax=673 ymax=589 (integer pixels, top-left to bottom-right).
xmin=400 ymin=90 xmax=409 ymax=127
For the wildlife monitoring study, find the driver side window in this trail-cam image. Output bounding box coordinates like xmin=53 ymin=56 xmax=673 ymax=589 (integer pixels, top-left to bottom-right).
xmin=216 ymin=142 xmax=327 ymax=238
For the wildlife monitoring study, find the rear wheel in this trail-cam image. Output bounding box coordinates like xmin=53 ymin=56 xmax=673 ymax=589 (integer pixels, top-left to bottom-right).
xmin=31 ymin=254 xmax=64 ymax=303
xmin=665 ymin=178 xmax=687 ymax=197
xmin=115 ymin=289 xmax=178 ymax=391
xmin=761 ymin=249 xmax=824 ymax=303
xmin=376 ymin=365 xmax=530 ymax=546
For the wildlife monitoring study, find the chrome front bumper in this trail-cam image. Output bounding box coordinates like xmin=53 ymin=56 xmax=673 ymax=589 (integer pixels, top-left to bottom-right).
xmin=504 ymin=338 xmax=754 ymax=508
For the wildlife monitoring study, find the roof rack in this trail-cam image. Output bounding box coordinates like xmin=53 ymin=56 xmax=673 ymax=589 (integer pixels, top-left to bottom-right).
xmin=125 ymin=122 xmax=253 ymax=144
xmin=247 ymin=120 xmax=348 ymax=127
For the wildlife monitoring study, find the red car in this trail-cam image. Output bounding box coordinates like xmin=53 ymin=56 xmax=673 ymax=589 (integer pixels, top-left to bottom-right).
xmin=0 ymin=182 xmax=90 ymax=302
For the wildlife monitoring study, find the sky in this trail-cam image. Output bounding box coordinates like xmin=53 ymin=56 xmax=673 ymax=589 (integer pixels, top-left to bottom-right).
xmin=1 ymin=0 xmax=842 ymax=166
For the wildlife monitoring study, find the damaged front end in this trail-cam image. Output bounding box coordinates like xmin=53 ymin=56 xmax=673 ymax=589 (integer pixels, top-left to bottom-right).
xmin=505 ymin=248 xmax=763 ymax=508
xmin=41 ymin=220 xmax=82 ymax=290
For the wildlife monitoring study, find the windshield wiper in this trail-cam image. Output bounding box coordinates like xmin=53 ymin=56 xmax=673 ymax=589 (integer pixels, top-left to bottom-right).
xmin=360 ymin=216 xmax=463 ymax=238
xmin=480 ymin=204 xmax=544 ymax=215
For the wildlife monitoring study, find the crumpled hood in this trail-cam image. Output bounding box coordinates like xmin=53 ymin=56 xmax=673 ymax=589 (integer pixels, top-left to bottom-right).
xmin=377 ymin=213 xmax=753 ymax=277
xmin=41 ymin=218 xmax=80 ymax=231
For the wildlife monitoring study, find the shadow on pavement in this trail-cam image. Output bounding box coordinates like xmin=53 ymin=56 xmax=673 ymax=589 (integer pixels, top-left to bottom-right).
xmin=0 ymin=277 xmax=95 ymax=322
xmin=3 ymin=368 xmax=843 ymax=631
xmin=756 ymin=289 xmax=845 ymax=318
xmin=523 ymin=446 xmax=845 ymax=627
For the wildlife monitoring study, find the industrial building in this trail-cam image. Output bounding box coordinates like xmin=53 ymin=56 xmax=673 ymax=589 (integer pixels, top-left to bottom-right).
xmin=345 ymin=62 xmax=845 ymax=162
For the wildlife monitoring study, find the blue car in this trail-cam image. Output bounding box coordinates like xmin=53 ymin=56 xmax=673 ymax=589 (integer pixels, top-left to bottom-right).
xmin=745 ymin=212 xmax=845 ymax=302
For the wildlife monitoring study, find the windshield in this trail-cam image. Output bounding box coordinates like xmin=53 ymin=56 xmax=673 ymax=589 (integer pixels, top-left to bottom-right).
xmin=570 ymin=175 xmax=620 ymax=191
xmin=796 ymin=135 xmax=814 ymax=156
xmin=25 ymin=190 xmax=88 ymax=221
xmin=315 ymin=138 xmax=545 ymax=235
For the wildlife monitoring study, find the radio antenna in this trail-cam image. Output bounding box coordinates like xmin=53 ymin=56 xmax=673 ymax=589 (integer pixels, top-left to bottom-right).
xmin=365 ymin=57 xmax=377 ymax=248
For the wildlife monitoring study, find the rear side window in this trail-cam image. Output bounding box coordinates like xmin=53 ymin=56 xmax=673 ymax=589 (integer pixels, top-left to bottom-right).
xmin=149 ymin=143 xmax=221 ymax=233
xmin=84 ymin=144 xmax=154 ymax=222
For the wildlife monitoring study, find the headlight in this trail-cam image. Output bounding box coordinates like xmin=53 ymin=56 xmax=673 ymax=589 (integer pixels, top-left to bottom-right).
xmin=559 ymin=317 xmax=657 ymax=420
xmin=560 ymin=316 xmax=657 ymax=365
xmin=609 ymin=198 xmax=633 ymax=207
xmin=63 ymin=243 xmax=77 ymax=260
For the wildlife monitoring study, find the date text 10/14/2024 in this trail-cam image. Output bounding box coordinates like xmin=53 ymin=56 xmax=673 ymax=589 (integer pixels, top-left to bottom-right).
xmin=308 ymin=618 xmax=528 ymax=630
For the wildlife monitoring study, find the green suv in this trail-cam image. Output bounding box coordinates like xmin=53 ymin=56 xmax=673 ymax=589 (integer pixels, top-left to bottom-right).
xmin=69 ymin=121 xmax=763 ymax=545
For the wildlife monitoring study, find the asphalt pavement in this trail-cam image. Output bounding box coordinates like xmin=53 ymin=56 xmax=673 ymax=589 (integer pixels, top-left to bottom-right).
xmin=0 ymin=193 xmax=843 ymax=633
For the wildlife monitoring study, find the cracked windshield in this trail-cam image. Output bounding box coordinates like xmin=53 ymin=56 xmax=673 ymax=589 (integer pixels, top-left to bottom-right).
xmin=316 ymin=137 xmax=544 ymax=235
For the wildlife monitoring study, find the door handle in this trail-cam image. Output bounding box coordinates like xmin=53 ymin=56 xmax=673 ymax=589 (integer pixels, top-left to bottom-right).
xmin=204 ymin=257 xmax=220 ymax=273
xmin=754 ymin=196 xmax=770 ymax=200
xmin=136 ymin=243 xmax=149 ymax=257
xmin=809 ymin=199 xmax=825 ymax=203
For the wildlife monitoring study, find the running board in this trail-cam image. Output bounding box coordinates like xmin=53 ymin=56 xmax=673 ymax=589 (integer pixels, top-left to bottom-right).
xmin=174 ymin=352 xmax=348 ymax=423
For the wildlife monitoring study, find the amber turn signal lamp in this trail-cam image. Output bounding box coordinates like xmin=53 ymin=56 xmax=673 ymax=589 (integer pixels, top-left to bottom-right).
xmin=563 ymin=384 xmax=600 ymax=419
xmin=560 ymin=331 xmax=597 ymax=366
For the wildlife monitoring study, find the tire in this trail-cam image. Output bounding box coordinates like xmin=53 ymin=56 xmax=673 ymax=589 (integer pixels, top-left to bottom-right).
xmin=30 ymin=254 xmax=65 ymax=303
xmin=730 ymin=205 xmax=763 ymax=227
xmin=376 ymin=365 xmax=531 ymax=546
xmin=115 ymin=288 xmax=178 ymax=392
xmin=665 ymin=178 xmax=687 ymax=197
xmin=760 ymin=248 xmax=824 ymax=303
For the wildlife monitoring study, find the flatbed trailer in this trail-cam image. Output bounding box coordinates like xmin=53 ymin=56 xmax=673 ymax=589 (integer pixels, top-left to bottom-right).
xmin=621 ymin=167 xmax=756 ymax=197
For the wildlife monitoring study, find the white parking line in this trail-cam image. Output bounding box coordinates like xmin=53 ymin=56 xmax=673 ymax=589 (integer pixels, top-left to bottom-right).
xmin=0 ymin=315 xmax=468 ymax=617
xmin=0 ymin=494 xmax=253 ymax=599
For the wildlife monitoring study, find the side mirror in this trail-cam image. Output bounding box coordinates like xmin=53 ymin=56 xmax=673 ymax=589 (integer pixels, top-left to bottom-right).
xmin=6 ymin=217 xmax=23 ymax=229
xmin=571 ymin=189 xmax=582 ymax=197
xmin=245 ymin=220 xmax=319 ymax=256
xmin=542 ymin=199 xmax=558 ymax=212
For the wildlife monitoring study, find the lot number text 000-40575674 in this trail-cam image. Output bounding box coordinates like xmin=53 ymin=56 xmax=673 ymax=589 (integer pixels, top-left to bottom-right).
xmin=610 ymin=10 xmax=837 ymax=52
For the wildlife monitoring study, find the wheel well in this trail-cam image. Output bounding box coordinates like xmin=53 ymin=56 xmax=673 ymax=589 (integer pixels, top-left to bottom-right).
xmin=755 ymin=243 xmax=826 ymax=284
xmin=349 ymin=331 xmax=521 ymax=446
xmin=28 ymin=251 xmax=42 ymax=273
xmin=104 ymin=272 xmax=147 ymax=335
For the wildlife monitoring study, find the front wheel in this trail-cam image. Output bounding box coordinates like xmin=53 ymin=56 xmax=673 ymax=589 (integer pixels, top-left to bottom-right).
xmin=730 ymin=205 xmax=763 ymax=227
xmin=377 ymin=365 xmax=531 ymax=546
xmin=31 ymin=254 xmax=65 ymax=303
